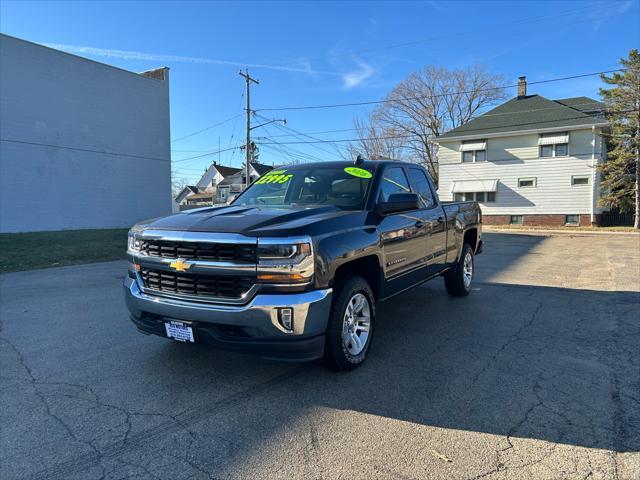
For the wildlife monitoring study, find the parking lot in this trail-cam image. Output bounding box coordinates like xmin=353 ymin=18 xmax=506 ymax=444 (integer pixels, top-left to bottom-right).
xmin=1 ymin=232 xmax=639 ymax=479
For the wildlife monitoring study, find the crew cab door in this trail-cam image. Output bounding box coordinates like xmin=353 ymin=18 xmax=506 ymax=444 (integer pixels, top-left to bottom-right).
xmin=377 ymin=166 xmax=430 ymax=296
xmin=405 ymin=167 xmax=448 ymax=276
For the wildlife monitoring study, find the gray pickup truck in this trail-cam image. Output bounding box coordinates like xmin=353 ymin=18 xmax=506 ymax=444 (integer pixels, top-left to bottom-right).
xmin=125 ymin=160 xmax=482 ymax=370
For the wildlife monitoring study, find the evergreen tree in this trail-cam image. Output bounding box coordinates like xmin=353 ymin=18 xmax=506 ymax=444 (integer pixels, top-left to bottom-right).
xmin=599 ymin=49 xmax=640 ymax=228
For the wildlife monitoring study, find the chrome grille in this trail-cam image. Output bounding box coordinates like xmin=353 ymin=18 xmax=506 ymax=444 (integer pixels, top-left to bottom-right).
xmin=140 ymin=268 xmax=254 ymax=299
xmin=139 ymin=239 xmax=256 ymax=263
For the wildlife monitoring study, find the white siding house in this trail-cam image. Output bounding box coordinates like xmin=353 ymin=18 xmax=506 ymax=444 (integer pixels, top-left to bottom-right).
xmin=0 ymin=34 xmax=171 ymax=232
xmin=435 ymin=79 xmax=608 ymax=226
xmin=216 ymin=162 xmax=274 ymax=204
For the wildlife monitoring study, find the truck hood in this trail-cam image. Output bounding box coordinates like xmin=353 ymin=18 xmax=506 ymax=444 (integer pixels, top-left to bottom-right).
xmin=141 ymin=205 xmax=369 ymax=237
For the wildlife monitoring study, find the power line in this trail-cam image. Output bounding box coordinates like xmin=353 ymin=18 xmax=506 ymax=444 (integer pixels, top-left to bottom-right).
xmin=252 ymin=101 xmax=610 ymax=141
xmin=256 ymin=127 xmax=360 ymax=139
xmin=254 ymin=110 xmax=638 ymax=146
xmin=255 ymin=113 xmax=345 ymax=160
xmin=255 ymin=70 xmax=621 ymax=112
xmin=0 ymin=138 xmax=170 ymax=163
xmin=258 ymin=126 xmax=327 ymax=163
xmin=172 ymin=146 xmax=239 ymax=163
xmin=171 ymin=113 xmax=243 ymax=143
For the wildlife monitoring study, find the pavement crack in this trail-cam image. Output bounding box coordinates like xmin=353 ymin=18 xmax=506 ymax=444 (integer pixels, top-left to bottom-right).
xmin=470 ymin=301 xmax=544 ymax=386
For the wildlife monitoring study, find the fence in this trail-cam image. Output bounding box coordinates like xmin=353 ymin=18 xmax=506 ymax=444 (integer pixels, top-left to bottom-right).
xmin=599 ymin=212 xmax=635 ymax=227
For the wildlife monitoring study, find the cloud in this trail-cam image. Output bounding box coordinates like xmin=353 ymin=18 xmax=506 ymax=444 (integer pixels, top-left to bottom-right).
xmin=342 ymin=59 xmax=374 ymax=89
xmin=617 ymin=0 xmax=633 ymax=13
xmin=44 ymin=43 xmax=345 ymax=77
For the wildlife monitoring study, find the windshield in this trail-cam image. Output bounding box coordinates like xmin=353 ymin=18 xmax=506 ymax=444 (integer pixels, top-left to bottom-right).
xmin=233 ymin=166 xmax=373 ymax=210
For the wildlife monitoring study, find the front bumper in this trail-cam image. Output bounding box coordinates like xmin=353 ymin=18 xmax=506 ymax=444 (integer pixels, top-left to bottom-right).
xmin=124 ymin=276 xmax=332 ymax=361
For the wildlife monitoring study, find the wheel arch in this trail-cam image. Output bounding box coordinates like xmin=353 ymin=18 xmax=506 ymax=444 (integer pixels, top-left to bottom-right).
xmin=463 ymin=227 xmax=479 ymax=253
xmin=332 ymin=255 xmax=383 ymax=301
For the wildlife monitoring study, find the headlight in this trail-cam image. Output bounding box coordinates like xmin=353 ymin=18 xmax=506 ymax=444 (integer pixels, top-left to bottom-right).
xmin=127 ymin=233 xmax=141 ymax=252
xmin=127 ymin=224 xmax=145 ymax=253
xmin=257 ymin=237 xmax=314 ymax=284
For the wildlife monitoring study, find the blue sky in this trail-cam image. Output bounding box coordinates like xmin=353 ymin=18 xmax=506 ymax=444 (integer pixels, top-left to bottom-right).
xmin=1 ymin=0 xmax=638 ymax=183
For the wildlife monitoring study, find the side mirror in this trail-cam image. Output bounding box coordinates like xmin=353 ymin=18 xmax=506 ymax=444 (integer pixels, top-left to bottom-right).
xmin=378 ymin=192 xmax=421 ymax=215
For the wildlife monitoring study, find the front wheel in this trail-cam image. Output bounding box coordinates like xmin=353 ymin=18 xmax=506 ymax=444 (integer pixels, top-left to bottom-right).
xmin=323 ymin=276 xmax=375 ymax=371
xmin=444 ymin=243 xmax=474 ymax=297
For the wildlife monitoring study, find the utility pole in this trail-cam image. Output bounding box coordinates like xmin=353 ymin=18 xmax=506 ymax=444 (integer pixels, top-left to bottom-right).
xmin=239 ymin=69 xmax=259 ymax=190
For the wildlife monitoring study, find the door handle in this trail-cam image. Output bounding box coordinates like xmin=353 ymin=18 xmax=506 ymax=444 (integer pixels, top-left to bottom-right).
xmin=415 ymin=220 xmax=425 ymax=228
xmin=437 ymin=217 xmax=444 ymax=224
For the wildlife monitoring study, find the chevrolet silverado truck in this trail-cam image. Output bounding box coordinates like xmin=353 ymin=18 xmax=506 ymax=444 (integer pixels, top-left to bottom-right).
xmin=125 ymin=160 xmax=482 ymax=371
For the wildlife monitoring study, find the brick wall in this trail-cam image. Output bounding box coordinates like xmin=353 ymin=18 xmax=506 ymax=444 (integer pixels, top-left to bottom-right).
xmin=484 ymin=214 xmax=599 ymax=227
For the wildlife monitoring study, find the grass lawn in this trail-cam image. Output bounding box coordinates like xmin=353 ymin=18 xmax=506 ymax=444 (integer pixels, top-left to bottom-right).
xmin=0 ymin=228 xmax=129 ymax=273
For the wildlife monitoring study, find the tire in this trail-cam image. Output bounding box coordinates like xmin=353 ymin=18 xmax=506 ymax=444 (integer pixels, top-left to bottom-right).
xmin=444 ymin=243 xmax=474 ymax=297
xmin=323 ymin=276 xmax=375 ymax=372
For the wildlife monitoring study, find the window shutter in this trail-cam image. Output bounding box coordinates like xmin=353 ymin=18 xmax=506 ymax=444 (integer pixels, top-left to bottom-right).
xmin=460 ymin=140 xmax=487 ymax=151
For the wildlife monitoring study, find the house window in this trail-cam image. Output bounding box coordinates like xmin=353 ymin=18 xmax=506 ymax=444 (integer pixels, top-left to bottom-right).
xmin=572 ymin=176 xmax=590 ymax=186
xmin=555 ymin=143 xmax=568 ymax=156
xmin=518 ymin=177 xmax=536 ymax=188
xmin=540 ymin=143 xmax=568 ymax=157
xmin=460 ymin=140 xmax=487 ymax=163
xmin=461 ymin=150 xmax=486 ymax=162
xmin=540 ymin=145 xmax=553 ymax=157
xmin=453 ymin=191 xmax=496 ymax=203
xmin=565 ymin=214 xmax=580 ymax=225
xmin=539 ymin=132 xmax=569 ymax=157
xmin=510 ymin=215 xmax=523 ymax=225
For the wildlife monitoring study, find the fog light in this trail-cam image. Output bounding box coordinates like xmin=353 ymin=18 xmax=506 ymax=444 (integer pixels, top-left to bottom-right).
xmin=128 ymin=263 xmax=141 ymax=279
xmin=278 ymin=308 xmax=294 ymax=332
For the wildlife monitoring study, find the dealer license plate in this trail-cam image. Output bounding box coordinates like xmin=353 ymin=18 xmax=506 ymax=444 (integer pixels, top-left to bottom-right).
xmin=164 ymin=321 xmax=195 ymax=343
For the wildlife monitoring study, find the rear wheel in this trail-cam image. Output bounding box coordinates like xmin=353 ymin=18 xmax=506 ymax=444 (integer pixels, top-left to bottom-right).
xmin=323 ymin=276 xmax=375 ymax=371
xmin=444 ymin=243 xmax=474 ymax=297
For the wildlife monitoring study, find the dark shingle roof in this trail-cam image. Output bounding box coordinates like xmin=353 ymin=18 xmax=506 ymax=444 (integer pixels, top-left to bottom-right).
xmin=214 ymin=165 xmax=241 ymax=177
xmin=437 ymin=95 xmax=606 ymax=140
xmin=251 ymin=162 xmax=274 ymax=175
xmin=554 ymin=96 xmax=604 ymax=114
xmin=219 ymin=172 xmax=243 ymax=186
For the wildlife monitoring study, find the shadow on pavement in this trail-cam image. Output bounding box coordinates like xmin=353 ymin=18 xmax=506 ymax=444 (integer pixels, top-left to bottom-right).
xmin=5 ymin=233 xmax=639 ymax=480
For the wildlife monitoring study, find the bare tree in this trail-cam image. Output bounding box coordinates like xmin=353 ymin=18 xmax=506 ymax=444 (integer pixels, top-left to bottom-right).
xmin=171 ymin=175 xmax=191 ymax=198
xmin=352 ymin=65 xmax=507 ymax=185
xmin=346 ymin=116 xmax=407 ymax=161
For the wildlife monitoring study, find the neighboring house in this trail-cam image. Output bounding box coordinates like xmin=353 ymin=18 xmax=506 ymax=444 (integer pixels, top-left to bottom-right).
xmin=172 ymin=186 xmax=199 ymax=212
xmin=435 ymin=77 xmax=608 ymax=227
xmin=173 ymin=163 xmax=241 ymax=211
xmin=175 ymin=185 xmax=198 ymax=203
xmin=196 ymin=163 xmax=242 ymax=193
xmin=216 ymin=162 xmax=274 ymax=203
xmin=0 ymin=34 xmax=171 ymax=232
xmin=184 ymin=192 xmax=218 ymax=207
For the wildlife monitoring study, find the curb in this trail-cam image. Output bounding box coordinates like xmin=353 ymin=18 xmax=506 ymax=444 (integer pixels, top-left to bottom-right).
xmin=484 ymin=228 xmax=640 ymax=237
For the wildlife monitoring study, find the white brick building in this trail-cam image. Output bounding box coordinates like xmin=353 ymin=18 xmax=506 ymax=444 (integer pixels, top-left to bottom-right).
xmin=0 ymin=34 xmax=171 ymax=232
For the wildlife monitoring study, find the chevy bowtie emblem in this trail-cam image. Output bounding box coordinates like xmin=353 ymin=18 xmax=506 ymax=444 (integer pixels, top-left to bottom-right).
xmin=169 ymin=259 xmax=192 ymax=272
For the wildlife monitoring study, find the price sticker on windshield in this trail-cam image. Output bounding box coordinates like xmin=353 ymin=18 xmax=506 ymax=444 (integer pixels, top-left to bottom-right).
xmin=255 ymin=171 xmax=293 ymax=185
xmin=344 ymin=167 xmax=372 ymax=179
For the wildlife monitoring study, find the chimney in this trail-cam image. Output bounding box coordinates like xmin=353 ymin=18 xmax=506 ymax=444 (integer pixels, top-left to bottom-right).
xmin=517 ymin=76 xmax=527 ymax=98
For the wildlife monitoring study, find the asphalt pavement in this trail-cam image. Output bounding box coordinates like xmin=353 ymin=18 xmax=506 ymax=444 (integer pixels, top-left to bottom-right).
xmin=1 ymin=232 xmax=639 ymax=479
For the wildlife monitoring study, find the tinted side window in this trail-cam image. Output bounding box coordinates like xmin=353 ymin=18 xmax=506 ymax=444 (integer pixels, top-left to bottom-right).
xmin=407 ymin=168 xmax=435 ymax=208
xmin=379 ymin=167 xmax=411 ymax=202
